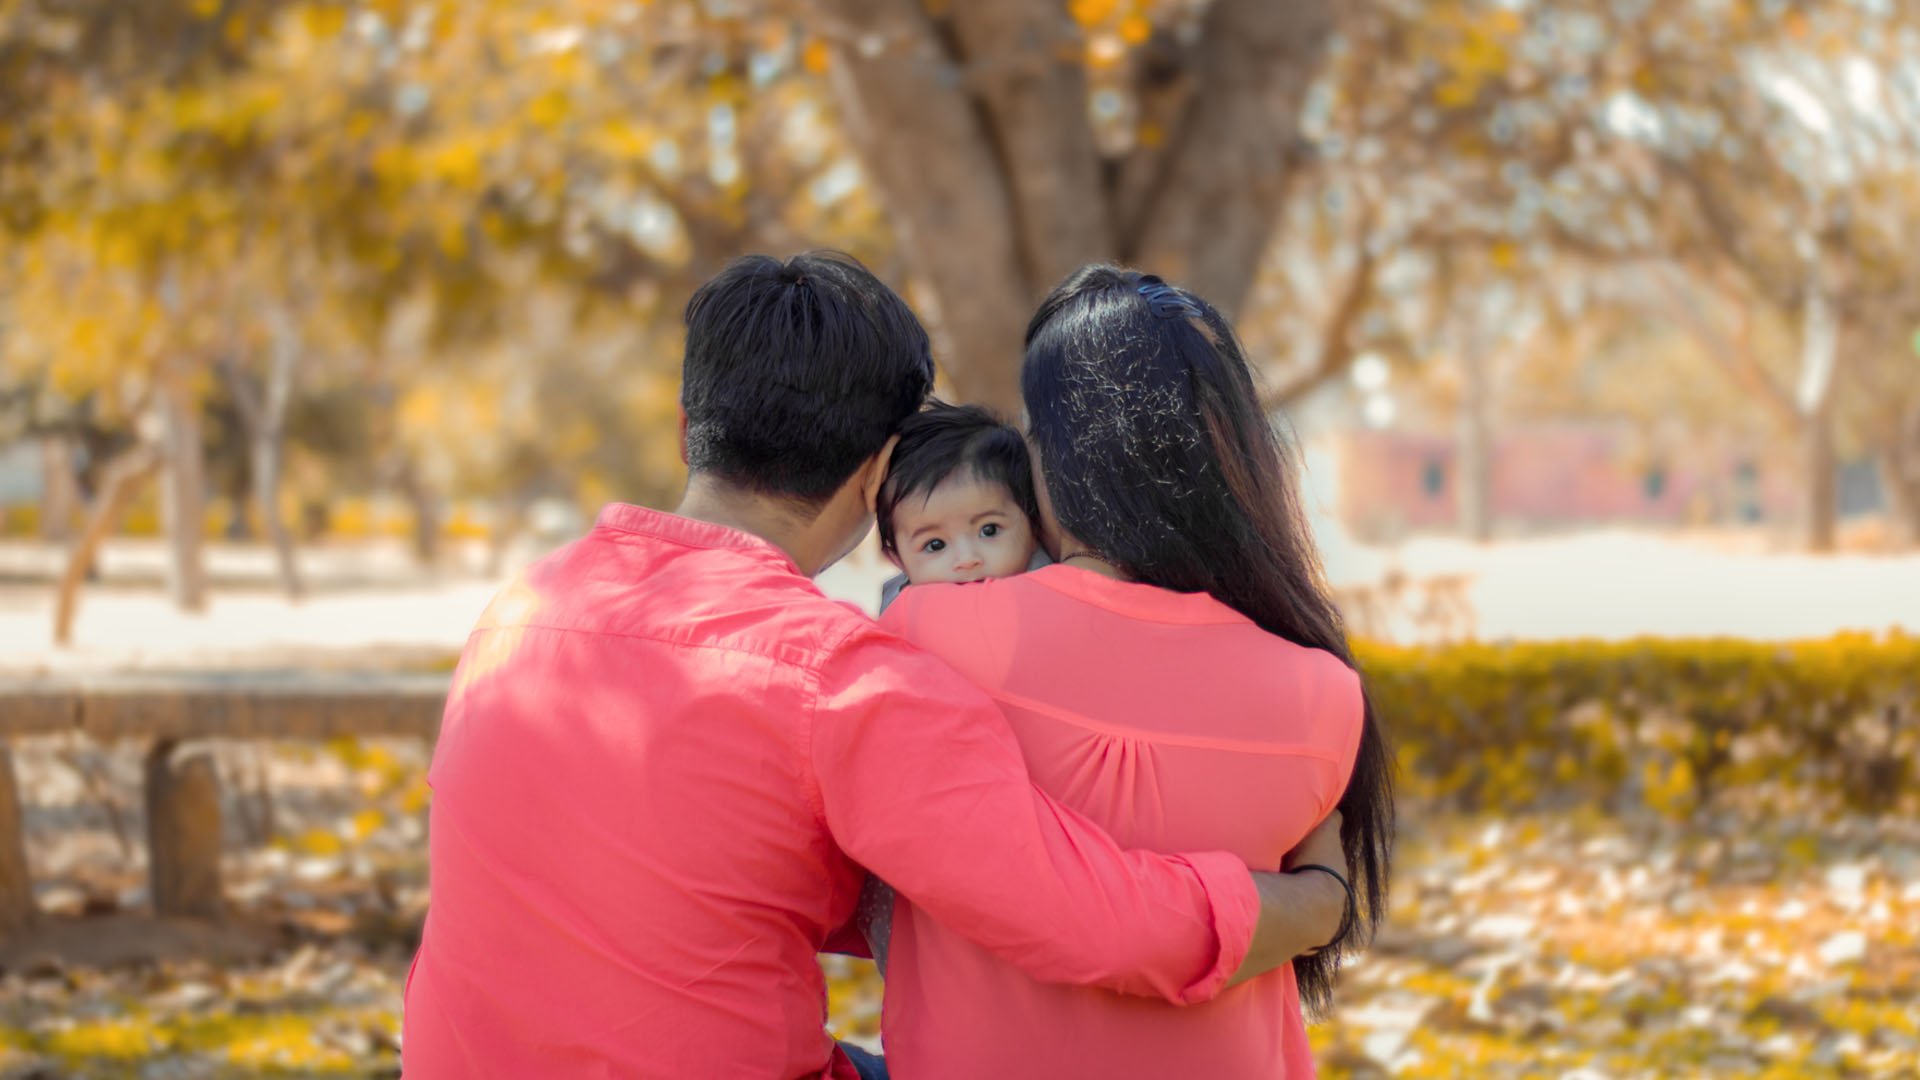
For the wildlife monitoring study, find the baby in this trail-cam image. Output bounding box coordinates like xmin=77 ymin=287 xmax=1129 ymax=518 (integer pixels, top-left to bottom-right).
xmin=859 ymin=402 xmax=1048 ymax=972
xmin=874 ymin=401 xmax=1047 ymax=612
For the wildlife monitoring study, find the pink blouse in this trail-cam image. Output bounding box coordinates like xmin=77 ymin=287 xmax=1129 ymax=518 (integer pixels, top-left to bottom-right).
xmin=877 ymin=564 xmax=1364 ymax=1078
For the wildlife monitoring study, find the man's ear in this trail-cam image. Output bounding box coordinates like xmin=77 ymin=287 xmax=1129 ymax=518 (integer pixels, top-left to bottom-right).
xmin=677 ymin=406 xmax=690 ymax=466
xmin=861 ymin=434 xmax=902 ymax=514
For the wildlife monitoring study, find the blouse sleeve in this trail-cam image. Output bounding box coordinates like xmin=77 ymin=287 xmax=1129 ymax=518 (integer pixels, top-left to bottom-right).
xmin=806 ymin=615 xmax=1258 ymax=1004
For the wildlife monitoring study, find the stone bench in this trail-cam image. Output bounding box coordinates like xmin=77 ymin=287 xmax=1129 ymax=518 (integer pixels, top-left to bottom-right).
xmin=0 ymin=672 xmax=448 ymax=937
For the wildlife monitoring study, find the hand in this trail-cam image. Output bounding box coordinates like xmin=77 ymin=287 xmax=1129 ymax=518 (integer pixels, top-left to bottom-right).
xmin=1228 ymin=866 xmax=1348 ymax=987
xmin=1285 ymin=809 xmax=1344 ymax=873
xmin=1226 ymin=811 xmax=1355 ymax=988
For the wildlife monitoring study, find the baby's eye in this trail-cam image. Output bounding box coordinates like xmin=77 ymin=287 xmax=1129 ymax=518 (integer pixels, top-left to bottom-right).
xmin=980 ymin=523 xmax=1001 ymax=539
xmin=921 ymin=538 xmax=946 ymax=554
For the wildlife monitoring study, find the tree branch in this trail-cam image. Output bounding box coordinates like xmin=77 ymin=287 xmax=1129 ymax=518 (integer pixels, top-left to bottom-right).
xmin=808 ymin=0 xmax=1030 ymax=409
xmin=946 ymin=0 xmax=1111 ymax=291
xmin=1111 ymin=30 xmax=1199 ymax=251
xmin=1650 ymin=265 xmax=1800 ymax=432
xmin=1127 ymin=0 xmax=1337 ymax=316
xmin=1263 ymin=202 xmax=1381 ymax=410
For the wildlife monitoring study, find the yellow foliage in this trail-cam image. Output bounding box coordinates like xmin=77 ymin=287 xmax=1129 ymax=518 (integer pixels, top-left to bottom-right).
xmin=1359 ymin=633 xmax=1920 ymax=818
xmin=1068 ymin=0 xmax=1119 ymax=29
xmin=194 ymin=1013 xmax=358 ymax=1071
xmin=592 ymin=119 xmax=654 ymax=159
xmin=44 ymin=1017 xmax=155 ymax=1060
xmin=445 ymin=504 xmax=491 ymax=541
xmin=418 ymin=133 xmax=493 ymax=187
xmin=297 ymin=828 xmax=345 ymax=856
xmin=802 ymin=39 xmax=831 ymax=75
xmin=401 ymin=775 xmax=433 ymax=815
xmin=300 ymin=4 xmax=348 ymax=42
xmin=351 ymin=809 xmax=385 ymax=841
xmin=526 ymin=89 xmax=573 ymax=129
xmin=1642 ymin=757 xmax=1694 ymax=818
xmin=437 ymin=214 xmax=469 ymax=260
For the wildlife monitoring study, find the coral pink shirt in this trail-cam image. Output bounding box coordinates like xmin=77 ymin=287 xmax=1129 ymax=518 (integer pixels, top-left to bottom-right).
xmin=401 ymin=505 xmax=1259 ymax=1079
xmin=878 ymin=565 xmax=1364 ymax=1079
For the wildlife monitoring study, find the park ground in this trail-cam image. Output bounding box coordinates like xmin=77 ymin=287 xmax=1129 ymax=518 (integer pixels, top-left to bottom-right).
xmin=0 ymin=529 xmax=1916 ymax=1077
xmin=4 ymin=525 xmax=1918 ymax=670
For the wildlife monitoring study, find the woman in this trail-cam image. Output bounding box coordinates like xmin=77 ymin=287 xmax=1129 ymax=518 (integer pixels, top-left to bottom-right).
xmin=875 ymin=266 xmax=1394 ymax=1077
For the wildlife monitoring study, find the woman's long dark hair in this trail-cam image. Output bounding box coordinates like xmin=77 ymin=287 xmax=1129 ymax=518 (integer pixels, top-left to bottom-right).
xmin=1022 ymin=265 xmax=1393 ymax=1015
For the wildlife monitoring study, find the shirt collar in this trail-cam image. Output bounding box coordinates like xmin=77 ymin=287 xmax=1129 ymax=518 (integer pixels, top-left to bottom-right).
xmin=594 ymin=503 xmax=802 ymax=576
xmin=1027 ymin=563 xmax=1249 ymax=625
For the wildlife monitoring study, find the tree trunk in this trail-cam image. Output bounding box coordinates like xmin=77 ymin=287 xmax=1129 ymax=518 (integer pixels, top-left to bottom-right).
xmin=485 ymin=494 xmax=531 ymax=579
xmin=0 ymin=747 xmax=34 ymax=938
xmin=1879 ymin=445 xmax=1920 ymax=550
xmin=1795 ymin=284 xmax=1840 ymax=554
xmin=946 ymin=2 xmax=1113 ymax=290
xmin=250 ymin=321 xmax=305 ymax=599
xmin=1457 ymin=339 xmax=1495 ymax=543
xmin=1801 ymin=408 xmax=1838 ymax=553
xmin=253 ymin=438 xmax=302 ymax=599
xmin=1126 ymin=0 xmax=1337 ymax=314
xmin=1449 ymin=277 xmax=1498 ymax=543
xmin=158 ymin=378 xmax=209 ymax=611
xmin=817 ymin=0 xmax=1335 ymax=416
xmin=145 ymin=739 xmax=225 ymax=920
xmin=820 ymin=0 xmax=1032 ymax=413
xmin=395 ymin=457 xmax=442 ymax=567
xmin=38 ymin=434 xmax=82 ymax=543
xmin=54 ymin=442 xmax=162 ymax=646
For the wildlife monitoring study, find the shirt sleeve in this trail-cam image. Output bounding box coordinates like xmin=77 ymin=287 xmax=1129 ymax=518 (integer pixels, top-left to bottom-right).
xmin=806 ymin=615 xmax=1259 ymax=1005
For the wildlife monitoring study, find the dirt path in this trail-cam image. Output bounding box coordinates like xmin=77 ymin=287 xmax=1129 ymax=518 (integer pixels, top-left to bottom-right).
xmin=3 ymin=529 xmax=1914 ymax=674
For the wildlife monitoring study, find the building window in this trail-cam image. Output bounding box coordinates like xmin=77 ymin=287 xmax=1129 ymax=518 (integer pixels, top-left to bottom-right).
xmin=1733 ymin=460 xmax=1762 ymax=523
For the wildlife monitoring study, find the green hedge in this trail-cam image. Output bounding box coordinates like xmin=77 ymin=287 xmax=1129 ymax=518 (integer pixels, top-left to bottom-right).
xmin=420 ymin=633 xmax=1917 ymax=817
xmin=1357 ymin=634 xmax=1920 ymax=817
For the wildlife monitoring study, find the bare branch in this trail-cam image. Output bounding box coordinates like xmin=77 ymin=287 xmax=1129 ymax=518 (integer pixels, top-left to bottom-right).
xmin=1264 ymin=200 xmax=1382 ymax=409
xmin=1649 ymin=265 xmax=1800 ymax=432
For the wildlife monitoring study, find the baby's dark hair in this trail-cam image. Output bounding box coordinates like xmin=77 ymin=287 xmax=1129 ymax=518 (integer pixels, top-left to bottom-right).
xmin=876 ymin=402 xmax=1040 ymax=560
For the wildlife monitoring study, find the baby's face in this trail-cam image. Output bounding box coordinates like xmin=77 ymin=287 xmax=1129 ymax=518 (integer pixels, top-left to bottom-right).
xmin=893 ymin=476 xmax=1036 ymax=586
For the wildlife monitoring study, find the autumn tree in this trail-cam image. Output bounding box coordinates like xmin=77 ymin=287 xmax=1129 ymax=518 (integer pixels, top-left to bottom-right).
xmin=1269 ymin=0 xmax=1920 ymax=549
xmin=802 ymin=0 xmax=1336 ymax=412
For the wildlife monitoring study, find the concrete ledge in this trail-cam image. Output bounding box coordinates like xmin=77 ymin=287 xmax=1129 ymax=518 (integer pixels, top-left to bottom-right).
xmin=0 ymin=671 xmax=449 ymax=740
xmin=0 ymin=670 xmax=449 ymax=941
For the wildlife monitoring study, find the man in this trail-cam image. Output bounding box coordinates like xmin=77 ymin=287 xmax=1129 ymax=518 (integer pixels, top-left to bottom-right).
xmin=402 ymin=252 xmax=1347 ymax=1078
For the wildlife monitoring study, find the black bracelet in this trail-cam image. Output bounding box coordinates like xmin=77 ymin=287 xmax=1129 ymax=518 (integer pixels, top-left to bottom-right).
xmin=1290 ymin=863 xmax=1356 ymax=955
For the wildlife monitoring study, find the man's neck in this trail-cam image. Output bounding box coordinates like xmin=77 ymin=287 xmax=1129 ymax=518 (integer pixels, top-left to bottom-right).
xmin=673 ymin=477 xmax=831 ymax=577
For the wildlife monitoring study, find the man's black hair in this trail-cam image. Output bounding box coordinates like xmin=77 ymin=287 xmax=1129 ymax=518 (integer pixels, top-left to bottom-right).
xmin=876 ymin=402 xmax=1039 ymax=559
xmin=681 ymin=251 xmax=934 ymax=507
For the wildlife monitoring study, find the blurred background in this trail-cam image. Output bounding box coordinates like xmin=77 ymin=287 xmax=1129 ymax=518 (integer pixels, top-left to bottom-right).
xmin=0 ymin=0 xmax=1916 ymax=1076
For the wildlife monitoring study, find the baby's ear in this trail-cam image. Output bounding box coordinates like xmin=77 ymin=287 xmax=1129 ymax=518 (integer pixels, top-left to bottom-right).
xmin=883 ymin=547 xmax=905 ymax=572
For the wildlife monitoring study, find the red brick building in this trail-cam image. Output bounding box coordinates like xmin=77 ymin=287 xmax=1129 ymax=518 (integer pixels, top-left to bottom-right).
xmin=1322 ymin=425 xmax=1803 ymax=540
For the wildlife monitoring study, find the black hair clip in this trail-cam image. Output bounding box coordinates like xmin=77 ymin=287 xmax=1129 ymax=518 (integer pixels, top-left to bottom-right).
xmin=1136 ymin=275 xmax=1199 ymax=320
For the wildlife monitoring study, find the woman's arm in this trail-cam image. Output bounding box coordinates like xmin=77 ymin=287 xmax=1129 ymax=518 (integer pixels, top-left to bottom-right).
xmin=1230 ymin=812 xmax=1347 ymax=988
